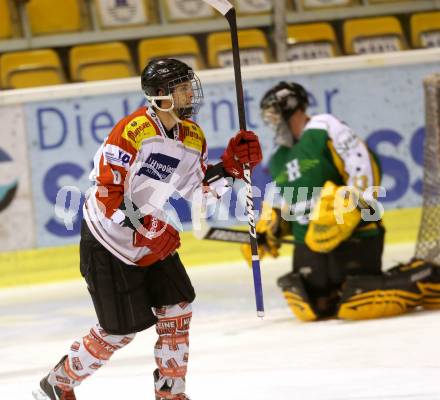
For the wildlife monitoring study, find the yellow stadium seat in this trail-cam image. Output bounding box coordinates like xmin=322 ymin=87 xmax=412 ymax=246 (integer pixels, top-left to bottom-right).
xmin=163 ymin=0 xmax=215 ymax=22
xmin=207 ymin=29 xmax=270 ymax=68
xmin=95 ymin=0 xmax=153 ymax=29
xmin=343 ymin=16 xmax=407 ymax=55
xmin=138 ymin=36 xmax=204 ymax=71
xmin=26 ymin=0 xmax=84 ymax=35
xmin=411 ymin=12 xmax=440 ymax=48
xmin=0 ymin=49 xmax=65 ymax=89
xmin=287 ymin=23 xmax=339 ymax=61
xmin=0 ymin=0 xmax=13 ymax=39
xmin=300 ymin=0 xmax=358 ymax=10
xmin=70 ymin=42 xmax=135 ymax=82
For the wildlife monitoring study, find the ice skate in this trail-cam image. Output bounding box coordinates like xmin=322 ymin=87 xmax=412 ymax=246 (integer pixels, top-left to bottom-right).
xmin=154 ymin=368 xmax=191 ymax=400
xmin=32 ymin=374 xmax=76 ymax=400
xmin=32 ymin=356 xmax=76 ymax=400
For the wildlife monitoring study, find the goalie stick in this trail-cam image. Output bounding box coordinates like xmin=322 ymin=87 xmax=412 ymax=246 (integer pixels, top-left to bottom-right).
xmin=202 ymin=0 xmax=264 ymax=317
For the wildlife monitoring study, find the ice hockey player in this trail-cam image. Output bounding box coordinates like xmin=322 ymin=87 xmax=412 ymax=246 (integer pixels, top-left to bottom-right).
xmin=241 ymin=81 xmax=432 ymax=322
xmin=33 ymin=58 xmax=262 ymax=400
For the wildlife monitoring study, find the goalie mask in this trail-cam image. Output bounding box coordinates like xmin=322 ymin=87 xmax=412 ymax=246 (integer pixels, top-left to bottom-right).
xmin=260 ymin=81 xmax=309 ymax=147
xmin=141 ymin=58 xmax=203 ymax=120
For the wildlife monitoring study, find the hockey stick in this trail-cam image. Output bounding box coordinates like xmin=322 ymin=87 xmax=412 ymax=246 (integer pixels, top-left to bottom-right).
xmin=195 ymin=225 xmax=295 ymax=245
xmin=202 ymin=0 xmax=264 ymax=317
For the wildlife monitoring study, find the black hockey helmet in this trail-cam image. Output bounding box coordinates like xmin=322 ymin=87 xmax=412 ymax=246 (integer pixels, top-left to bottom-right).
xmin=260 ymin=81 xmax=309 ymax=147
xmin=141 ymin=58 xmax=203 ymax=119
xmin=260 ymin=81 xmax=309 ymax=127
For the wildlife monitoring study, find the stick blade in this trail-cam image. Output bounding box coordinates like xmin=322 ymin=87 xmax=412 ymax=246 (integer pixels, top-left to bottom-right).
xmin=202 ymin=0 xmax=233 ymax=15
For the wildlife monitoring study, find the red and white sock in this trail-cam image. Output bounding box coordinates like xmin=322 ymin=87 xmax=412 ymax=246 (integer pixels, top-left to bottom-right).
xmin=153 ymin=303 xmax=192 ymax=398
xmin=48 ymin=323 xmax=135 ymax=389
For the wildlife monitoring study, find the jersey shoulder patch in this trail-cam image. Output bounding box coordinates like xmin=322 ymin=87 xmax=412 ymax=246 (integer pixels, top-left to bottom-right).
xmin=122 ymin=115 xmax=157 ymax=150
xmin=180 ymin=120 xmax=205 ymax=152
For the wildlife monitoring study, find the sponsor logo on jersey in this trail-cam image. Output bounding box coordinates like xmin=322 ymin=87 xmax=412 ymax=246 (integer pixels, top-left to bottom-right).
xmin=126 ymin=120 xmax=150 ymax=142
xmin=104 ymin=144 xmax=132 ymax=170
xmin=299 ymin=159 xmax=319 ymax=173
xmin=182 ymin=123 xmax=203 ymax=151
xmin=182 ymin=125 xmax=200 ymax=140
xmin=137 ymin=153 xmax=179 ymax=181
xmin=122 ymin=116 xmax=156 ymax=149
xmin=334 ymin=127 xmax=359 ymax=154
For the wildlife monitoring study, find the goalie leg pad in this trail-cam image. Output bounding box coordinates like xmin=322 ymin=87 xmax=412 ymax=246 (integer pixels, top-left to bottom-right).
xmin=277 ymin=272 xmax=318 ymax=322
xmin=337 ymin=261 xmax=431 ymax=320
xmin=418 ymin=265 xmax=440 ymax=309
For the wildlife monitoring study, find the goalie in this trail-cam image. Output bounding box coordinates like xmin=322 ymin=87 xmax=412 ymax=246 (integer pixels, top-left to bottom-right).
xmin=241 ymin=81 xmax=432 ymax=321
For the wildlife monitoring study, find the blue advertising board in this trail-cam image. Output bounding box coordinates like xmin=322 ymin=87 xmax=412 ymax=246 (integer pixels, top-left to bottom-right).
xmin=25 ymin=61 xmax=439 ymax=247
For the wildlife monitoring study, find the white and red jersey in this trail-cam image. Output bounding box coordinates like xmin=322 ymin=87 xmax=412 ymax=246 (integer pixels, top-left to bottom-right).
xmin=83 ymin=106 xmax=208 ymax=267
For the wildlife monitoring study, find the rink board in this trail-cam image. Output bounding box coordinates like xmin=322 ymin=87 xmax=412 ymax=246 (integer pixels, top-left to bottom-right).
xmin=0 ymin=48 xmax=439 ymax=286
xmin=0 ymin=207 xmax=421 ymax=288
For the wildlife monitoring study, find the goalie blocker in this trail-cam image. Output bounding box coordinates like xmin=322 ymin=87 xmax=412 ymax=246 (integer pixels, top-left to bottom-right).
xmin=278 ymin=259 xmax=434 ymax=321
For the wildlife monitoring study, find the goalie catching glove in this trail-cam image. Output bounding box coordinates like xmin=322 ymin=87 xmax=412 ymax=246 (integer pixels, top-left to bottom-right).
xmin=305 ymin=181 xmax=361 ymax=253
xmin=241 ymin=202 xmax=291 ymax=266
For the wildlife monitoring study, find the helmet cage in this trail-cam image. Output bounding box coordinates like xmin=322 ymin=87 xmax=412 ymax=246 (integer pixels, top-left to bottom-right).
xmin=261 ymin=99 xmax=283 ymax=131
xmin=260 ymin=91 xmax=291 ymax=145
xmin=145 ymin=70 xmax=203 ymax=119
xmin=260 ymin=82 xmax=309 ymax=147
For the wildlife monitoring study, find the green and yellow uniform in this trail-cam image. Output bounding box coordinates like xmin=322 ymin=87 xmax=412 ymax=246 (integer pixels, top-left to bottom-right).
xmin=268 ymin=113 xmax=382 ymax=244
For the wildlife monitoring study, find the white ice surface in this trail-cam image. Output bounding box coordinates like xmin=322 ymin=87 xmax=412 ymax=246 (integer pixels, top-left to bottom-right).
xmin=1 ymin=242 xmax=440 ymax=399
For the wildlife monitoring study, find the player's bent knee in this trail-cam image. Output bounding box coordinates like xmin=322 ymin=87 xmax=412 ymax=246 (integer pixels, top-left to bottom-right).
xmin=277 ymin=273 xmax=318 ymax=322
xmin=337 ymin=260 xmax=432 ymax=320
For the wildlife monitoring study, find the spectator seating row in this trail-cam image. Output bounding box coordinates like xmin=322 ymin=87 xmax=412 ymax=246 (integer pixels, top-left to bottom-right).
xmin=0 ymin=0 xmax=429 ymax=39
xmin=1 ymin=0 xmax=269 ymax=39
xmin=1 ymin=12 xmax=440 ymax=89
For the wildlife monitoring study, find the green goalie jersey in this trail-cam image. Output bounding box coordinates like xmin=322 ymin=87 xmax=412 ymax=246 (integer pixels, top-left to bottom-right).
xmin=268 ymin=113 xmax=382 ymax=243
